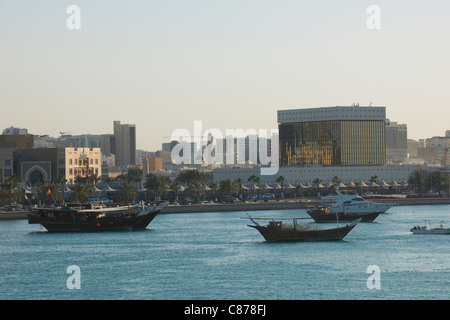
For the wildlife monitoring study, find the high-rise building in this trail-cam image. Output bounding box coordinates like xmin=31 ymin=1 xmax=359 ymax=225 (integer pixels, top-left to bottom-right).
xmin=278 ymin=106 xmax=386 ymax=166
xmin=100 ymin=134 xmax=115 ymax=156
xmin=385 ymin=119 xmax=407 ymax=162
xmin=113 ymin=121 xmax=136 ymax=167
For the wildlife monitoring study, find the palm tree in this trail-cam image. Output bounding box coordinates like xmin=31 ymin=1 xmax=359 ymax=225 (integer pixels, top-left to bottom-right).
xmin=0 ymin=174 xmax=20 ymax=205
xmin=118 ymin=179 xmax=138 ymax=204
xmin=408 ymin=169 xmax=427 ymax=194
xmin=352 ymin=181 xmax=361 ymax=195
xmin=276 ymin=175 xmax=285 ymax=198
xmin=248 ymin=175 xmax=259 ymax=185
xmin=115 ymin=173 xmax=129 ymax=183
xmin=56 ymin=175 xmax=67 ymax=202
xmin=248 ymin=174 xmax=260 ymax=196
xmin=169 ymin=181 xmax=181 ymax=202
xmin=209 ymin=182 xmax=219 ymax=201
xmin=90 ymin=173 xmax=102 ymax=185
xmin=195 ymin=171 xmax=209 ymax=185
xmin=312 ymin=178 xmax=322 ymax=196
xmin=234 ymin=178 xmax=244 ymax=199
xmin=38 ymin=184 xmax=62 ymax=204
xmin=429 ymin=171 xmax=449 ymax=194
xmin=144 ymin=173 xmax=168 ymax=202
xmin=177 ymin=169 xmax=207 ymax=185
xmin=127 ymin=168 xmax=143 ymax=183
xmin=369 ymin=175 xmax=379 ymax=194
xmin=189 ymin=181 xmax=205 ymax=201
xmin=219 ymin=179 xmax=238 ymax=196
xmin=71 ymin=175 xmax=94 ymax=202
xmin=331 ymin=176 xmax=342 ymax=192
xmin=295 ymin=184 xmax=304 ymax=198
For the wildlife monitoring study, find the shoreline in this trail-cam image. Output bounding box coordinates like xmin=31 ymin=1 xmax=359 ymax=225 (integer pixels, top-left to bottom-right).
xmin=161 ymin=197 xmax=450 ymax=214
xmin=1 ymin=197 xmax=449 ymax=220
xmin=0 ymin=211 xmax=30 ymax=220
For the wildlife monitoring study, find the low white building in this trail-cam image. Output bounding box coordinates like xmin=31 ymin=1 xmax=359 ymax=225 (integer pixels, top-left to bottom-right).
xmin=213 ymin=165 xmax=414 ymax=186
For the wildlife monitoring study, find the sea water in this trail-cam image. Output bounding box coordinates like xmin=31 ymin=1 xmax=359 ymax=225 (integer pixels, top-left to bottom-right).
xmin=1 ymin=205 xmax=449 ymax=300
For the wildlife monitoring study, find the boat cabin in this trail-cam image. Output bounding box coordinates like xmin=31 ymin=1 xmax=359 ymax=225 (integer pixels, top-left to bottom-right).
xmin=268 ymin=220 xmax=283 ymax=229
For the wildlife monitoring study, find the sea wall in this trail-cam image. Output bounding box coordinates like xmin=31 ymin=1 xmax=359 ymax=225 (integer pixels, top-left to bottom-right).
xmin=161 ymin=197 xmax=450 ymax=214
xmin=161 ymin=201 xmax=311 ymax=214
xmin=2 ymin=197 xmax=450 ymax=220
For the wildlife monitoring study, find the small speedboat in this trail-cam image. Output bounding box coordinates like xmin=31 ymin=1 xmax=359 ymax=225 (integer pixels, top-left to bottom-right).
xmin=411 ymin=220 xmax=450 ymax=234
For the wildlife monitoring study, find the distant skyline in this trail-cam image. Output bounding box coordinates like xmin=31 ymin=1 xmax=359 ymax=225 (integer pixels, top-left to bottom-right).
xmin=1 ymin=1 xmax=449 ymax=151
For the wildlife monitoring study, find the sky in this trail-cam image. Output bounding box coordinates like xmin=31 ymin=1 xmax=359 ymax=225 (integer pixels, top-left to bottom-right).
xmin=1 ymin=0 xmax=449 ymax=151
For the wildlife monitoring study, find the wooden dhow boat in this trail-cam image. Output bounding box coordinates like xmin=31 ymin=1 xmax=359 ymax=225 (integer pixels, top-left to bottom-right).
xmin=28 ymin=202 xmax=167 ymax=232
xmin=245 ymin=213 xmax=361 ymax=242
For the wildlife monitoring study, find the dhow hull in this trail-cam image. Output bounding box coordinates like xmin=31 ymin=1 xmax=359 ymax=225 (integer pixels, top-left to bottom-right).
xmin=249 ymin=219 xmax=360 ymax=242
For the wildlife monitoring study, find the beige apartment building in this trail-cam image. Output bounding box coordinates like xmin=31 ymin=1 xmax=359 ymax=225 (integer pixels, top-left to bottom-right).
xmin=64 ymin=147 xmax=102 ymax=184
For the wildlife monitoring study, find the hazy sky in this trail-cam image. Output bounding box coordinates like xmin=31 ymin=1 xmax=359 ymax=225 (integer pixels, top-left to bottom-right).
xmin=1 ymin=0 xmax=449 ymax=150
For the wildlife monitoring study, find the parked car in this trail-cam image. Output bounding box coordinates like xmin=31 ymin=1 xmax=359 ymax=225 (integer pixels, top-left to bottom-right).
xmin=261 ymin=193 xmax=275 ymax=199
xmin=90 ymin=198 xmax=102 ymax=204
xmin=221 ymin=196 xmax=238 ymax=203
xmin=246 ymin=194 xmax=258 ymax=200
xmin=90 ymin=198 xmax=113 ymax=204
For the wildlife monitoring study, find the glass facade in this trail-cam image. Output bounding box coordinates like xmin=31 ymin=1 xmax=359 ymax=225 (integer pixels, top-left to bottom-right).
xmin=279 ymin=120 xmax=385 ymax=166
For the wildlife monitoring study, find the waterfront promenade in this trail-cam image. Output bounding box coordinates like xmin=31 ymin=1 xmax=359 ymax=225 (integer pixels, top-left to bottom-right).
xmin=2 ymin=197 xmax=449 ymax=220
xmin=161 ymin=197 xmax=450 ymax=214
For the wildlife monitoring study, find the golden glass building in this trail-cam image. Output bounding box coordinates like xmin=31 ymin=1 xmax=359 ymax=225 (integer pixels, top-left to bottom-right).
xmin=278 ymin=106 xmax=386 ymax=166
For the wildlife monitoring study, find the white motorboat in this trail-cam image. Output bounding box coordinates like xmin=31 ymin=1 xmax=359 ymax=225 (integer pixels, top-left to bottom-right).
xmin=411 ymin=221 xmax=450 ymax=234
xmin=323 ymin=191 xmax=392 ymax=214
xmin=307 ymin=191 xmax=392 ymax=223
